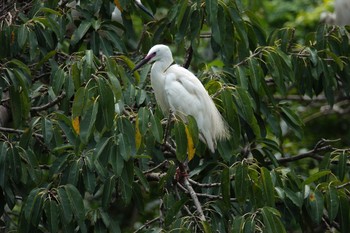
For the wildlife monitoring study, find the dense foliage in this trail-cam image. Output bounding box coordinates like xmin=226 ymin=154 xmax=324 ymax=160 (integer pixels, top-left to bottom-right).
xmin=1 ymin=0 xmax=350 ymax=232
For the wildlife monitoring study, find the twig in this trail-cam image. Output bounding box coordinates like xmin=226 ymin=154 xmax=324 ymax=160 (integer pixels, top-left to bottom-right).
xmin=196 ymin=192 xmax=237 ymax=202
xmin=336 ymin=181 xmax=350 ymax=189
xmin=144 ymin=160 xmax=169 ymax=174
xmin=0 ymin=126 xmax=44 ymax=139
xmin=188 ymin=178 xmax=221 ymax=188
xmin=233 ymin=50 xmax=262 ymax=68
xmin=134 ymin=217 xmax=160 ymax=233
xmin=144 ymin=172 xmax=166 ymax=182
xmin=162 ymin=141 xmax=176 ymax=157
xmin=31 ymin=92 xmax=66 ymax=112
xmin=271 ymin=145 xmax=332 ymax=164
xmin=163 ymin=111 xmax=174 ymax=145
xmin=183 ymin=45 xmax=193 ymax=69
xmin=178 ymin=163 xmax=206 ymax=222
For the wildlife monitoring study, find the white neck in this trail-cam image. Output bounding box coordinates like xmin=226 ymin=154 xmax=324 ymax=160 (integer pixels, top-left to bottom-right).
xmin=150 ymin=57 xmax=173 ymax=113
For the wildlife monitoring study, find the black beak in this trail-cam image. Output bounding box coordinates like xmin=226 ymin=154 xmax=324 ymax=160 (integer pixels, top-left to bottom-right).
xmin=132 ymin=53 xmax=155 ymax=72
xmin=135 ymin=1 xmax=155 ymax=19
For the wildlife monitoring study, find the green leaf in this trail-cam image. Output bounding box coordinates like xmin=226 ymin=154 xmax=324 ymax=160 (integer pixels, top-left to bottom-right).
xmin=57 ymin=187 xmax=73 ymax=223
xmin=107 ymin=71 xmax=122 ymax=101
xmin=65 ymin=184 xmax=86 ymax=232
xmin=44 ymin=200 xmax=59 ymax=233
xmin=307 ymin=190 xmax=324 ymax=224
xmin=243 ymin=215 xmax=255 ymax=233
xmin=94 ymin=137 xmax=112 ymax=160
xmin=261 ymin=207 xmax=286 ymax=233
xmin=302 ymin=170 xmax=331 ymax=186
xmin=164 ymin=197 xmax=188 ymax=226
xmin=52 ymin=67 xmax=66 ymax=95
xmin=134 ymin=167 xmax=150 ymax=192
xmin=109 ymin=145 xmax=124 ymax=177
xmin=102 ymin=175 xmax=116 ymax=209
xmin=326 ymin=185 xmax=339 ymax=222
xmin=71 ymin=20 xmax=92 ymax=45
xmin=72 ymin=87 xmax=86 ymax=118
xmin=80 ymin=99 xmax=99 ymax=144
xmin=17 ymin=24 xmax=28 ymax=48
xmin=235 ymin=163 xmax=248 ymax=204
xmin=221 ymin=167 xmax=230 ymax=206
xmin=235 ymin=66 xmax=248 ymax=90
xmin=339 ymin=191 xmax=350 ymax=233
xmin=261 ymin=167 xmax=275 ymax=207
xmin=137 ymin=107 xmax=150 ymax=135
xmin=120 ymin=160 xmax=134 ymax=205
xmin=0 ymin=142 xmax=7 ymax=187
xmin=280 ymin=105 xmax=303 ymax=139
xmin=221 ymin=89 xmax=240 ymax=148
xmin=284 ymin=188 xmax=303 ymax=208
xmin=83 ymin=166 xmax=96 ymax=193
xmin=150 ymin=111 xmax=163 ymax=143
xmin=42 ymin=117 xmax=53 ymax=144
xmin=206 ymin=0 xmax=220 ymax=44
xmin=174 ymin=120 xmax=188 ymax=162
xmin=337 ymin=152 xmax=347 ymax=181
xmin=232 ymin=216 xmax=244 ymax=233
xmin=233 ymin=87 xmax=260 ymax=137
xmin=97 ymin=77 xmax=115 ymax=129
xmin=24 ymin=188 xmax=41 ymax=221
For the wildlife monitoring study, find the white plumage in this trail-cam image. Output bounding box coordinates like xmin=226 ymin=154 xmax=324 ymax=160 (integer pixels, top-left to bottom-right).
xmin=335 ymin=0 xmax=350 ymax=26
xmin=320 ymin=0 xmax=350 ymax=25
xmin=133 ymin=45 xmax=229 ymax=152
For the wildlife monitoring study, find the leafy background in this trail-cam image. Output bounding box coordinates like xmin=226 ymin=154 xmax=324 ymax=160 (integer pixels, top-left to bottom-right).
xmin=0 ymin=0 xmax=350 ymax=232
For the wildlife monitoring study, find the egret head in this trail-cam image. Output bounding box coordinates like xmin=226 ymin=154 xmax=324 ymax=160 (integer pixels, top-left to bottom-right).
xmin=133 ymin=44 xmax=173 ymax=71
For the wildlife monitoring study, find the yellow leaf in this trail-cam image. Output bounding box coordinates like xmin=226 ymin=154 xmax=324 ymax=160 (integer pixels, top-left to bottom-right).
xmin=185 ymin=125 xmax=196 ymax=161
xmin=72 ymin=116 xmax=80 ymax=135
xmin=114 ymin=0 xmax=122 ymax=12
xmin=135 ymin=117 xmax=142 ymax=150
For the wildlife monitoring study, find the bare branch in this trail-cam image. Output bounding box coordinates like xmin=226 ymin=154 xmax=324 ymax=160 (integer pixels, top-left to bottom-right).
xmin=0 ymin=126 xmax=44 ymax=139
xmin=336 ymin=181 xmax=350 ymax=189
xmin=183 ymin=45 xmax=193 ymax=69
xmin=188 ymin=178 xmax=221 ymax=188
xmin=134 ymin=217 xmax=160 ymax=233
xmin=271 ymin=145 xmax=333 ymax=165
xmin=30 ymin=92 xmax=66 ymax=112
xmin=144 ymin=172 xmax=166 ymax=182
xmin=179 ymin=163 xmax=206 ymax=222
xmin=144 ymin=160 xmax=169 ymax=174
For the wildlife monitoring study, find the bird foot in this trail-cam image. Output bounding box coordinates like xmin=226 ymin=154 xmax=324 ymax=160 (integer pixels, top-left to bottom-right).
xmin=175 ymin=167 xmax=188 ymax=183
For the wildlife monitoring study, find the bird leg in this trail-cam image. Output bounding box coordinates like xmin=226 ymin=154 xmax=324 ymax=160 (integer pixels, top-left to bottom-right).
xmin=163 ymin=110 xmax=175 ymax=145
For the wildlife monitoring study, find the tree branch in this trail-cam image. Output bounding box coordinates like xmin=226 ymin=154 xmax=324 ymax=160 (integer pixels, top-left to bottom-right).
xmin=0 ymin=126 xmax=44 ymax=139
xmin=134 ymin=217 xmax=160 ymax=233
xmin=188 ymin=178 xmax=221 ymax=188
xmin=183 ymin=45 xmax=193 ymax=69
xmin=178 ymin=163 xmax=206 ymax=222
xmin=30 ymin=91 xmax=66 ymax=112
xmin=267 ymin=139 xmax=336 ymax=165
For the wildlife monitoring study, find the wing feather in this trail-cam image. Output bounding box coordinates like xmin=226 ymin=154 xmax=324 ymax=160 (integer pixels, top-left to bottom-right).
xmin=164 ymin=65 xmax=229 ymax=152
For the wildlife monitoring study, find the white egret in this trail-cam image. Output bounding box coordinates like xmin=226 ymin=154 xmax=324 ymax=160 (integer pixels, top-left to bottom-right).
xmin=320 ymin=0 xmax=350 ymax=25
xmin=133 ymin=45 xmax=229 ymax=153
